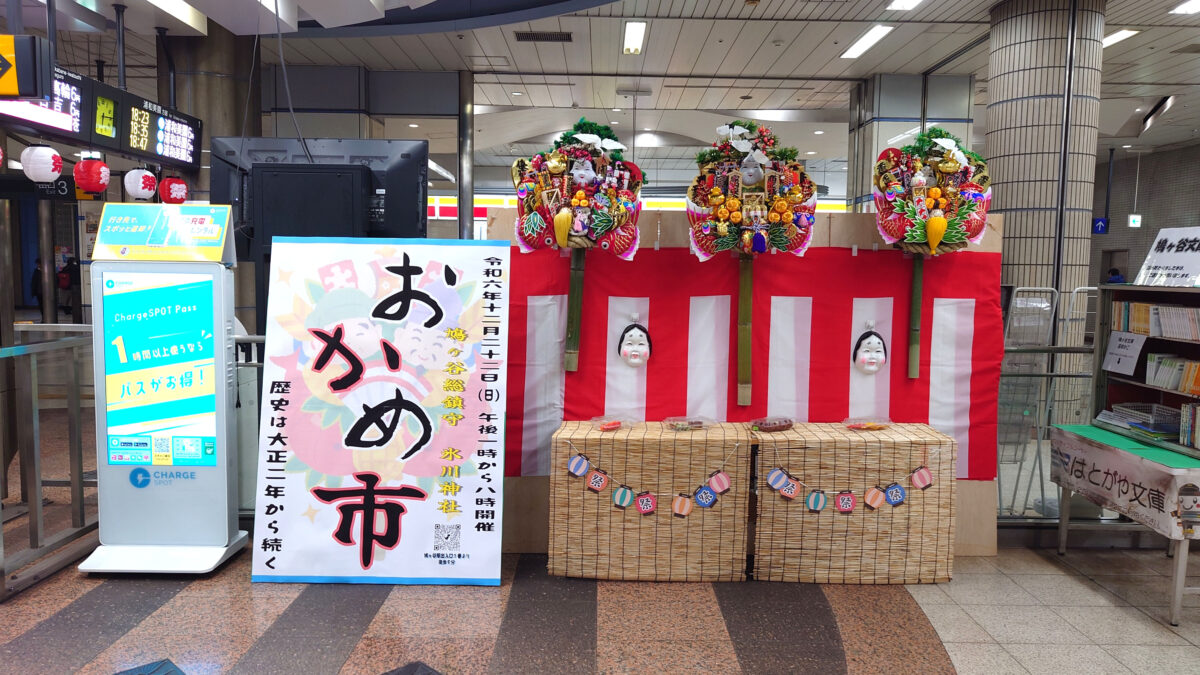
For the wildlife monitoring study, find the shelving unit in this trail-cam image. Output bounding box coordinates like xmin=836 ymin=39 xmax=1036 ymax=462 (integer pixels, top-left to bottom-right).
xmin=1094 ymin=284 xmax=1200 ymax=459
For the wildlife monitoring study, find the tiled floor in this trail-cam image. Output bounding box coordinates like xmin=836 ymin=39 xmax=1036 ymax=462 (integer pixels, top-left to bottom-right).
xmin=910 ymin=547 xmax=1200 ymax=674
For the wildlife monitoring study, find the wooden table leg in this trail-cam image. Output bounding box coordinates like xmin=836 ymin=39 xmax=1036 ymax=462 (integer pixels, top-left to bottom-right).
xmin=1058 ymin=486 xmax=1072 ymax=555
xmin=1171 ymin=538 xmax=1190 ymax=626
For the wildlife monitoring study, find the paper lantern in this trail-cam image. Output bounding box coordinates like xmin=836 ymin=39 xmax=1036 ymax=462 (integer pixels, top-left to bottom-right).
xmin=20 ymin=145 xmax=62 ymax=183
xmin=910 ymin=465 xmax=934 ymax=490
xmin=708 ymin=470 xmax=731 ymax=495
xmin=694 ymin=485 xmax=718 ymax=508
xmin=884 ymin=482 xmax=907 ymax=506
xmin=585 ymin=468 xmax=609 ymax=492
xmin=612 ymin=484 xmax=634 ymax=509
xmin=806 ymin=490 xmax=827 ymax=512
xmin=864 ymin=486 xmax=886 ymax=510
xmin=159 ymin=177 xmax=189 ymax=203
xmin=672 ymin=492 xmax=694 ymax=518
xmin=635 ymin=491 xmax=656 ymax=515
xmin=766 ymin=467 xmax=789 ymax=491
xmin=567 ymin=453 xmax=590 ymax=477
xmin=124 ymin=169 xmax=157 ymax=200
xmin=779 ymin=477 xmax=800 ymax=501
xmin=835 ymin=490 xmax=856 ymax=513
xmin=73 ymin=159 xmax=110 ymax=193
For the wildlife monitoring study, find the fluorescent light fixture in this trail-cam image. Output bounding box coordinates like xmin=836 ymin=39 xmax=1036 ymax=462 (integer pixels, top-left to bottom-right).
xmin=814 ymin=130 xmax=824 ymax=135
xmin=7 ymin=160 xmax=21 ymax=170
xmin=408 ymin=123 xmax=419 ymax=128
xmin=1122 ymin=144 xmax=1132 ymax=148
xmin=623 ymin=21 xmax=647 ymax=55
xmin=612 ymin=108 xmax=621 ymax=112
xmin=643 ymin=127 xmax=652 ymax=131
xmin=841 ymin=25 xmax=893 ymax=59
xmin=806 ymin=151 xmax=816 ymax=155
xmin=1102 ymin=29 xmax=1139 ymax=47
xmin=610 ymin=121 xmax=619 ymax=125
xmin=510 ymin=91 xmax=523 ymax=96
xmin=1171 ymin=0 xmax=1200 ymax=14
xmin=428 ymin=159 xmax=456 ymax=184
xmin=1135 ymin=107 xmax=1142 ymax=111
xmin=75 ymin=150 xmax=102 ymax=159
xmin=886 ymin=0 xmax=923 ymax=9
xmin=886 ymin=126 xmax=920 ymax=145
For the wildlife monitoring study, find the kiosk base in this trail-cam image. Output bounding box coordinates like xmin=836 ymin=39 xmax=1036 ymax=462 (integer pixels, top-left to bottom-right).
xmin=79 ymin=531 xmax=249 ymax=574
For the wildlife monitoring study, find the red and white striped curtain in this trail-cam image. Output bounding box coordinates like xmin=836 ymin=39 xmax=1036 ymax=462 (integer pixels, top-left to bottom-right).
xmin=504 ymin=247 xmax=1002 ymax=481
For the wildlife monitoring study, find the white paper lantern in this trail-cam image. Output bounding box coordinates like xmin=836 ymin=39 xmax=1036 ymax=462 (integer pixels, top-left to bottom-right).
xmin=124 ymin=169 xmax=157 ymax=200
xmin=20 ymin=145 xmax=62 ymax=183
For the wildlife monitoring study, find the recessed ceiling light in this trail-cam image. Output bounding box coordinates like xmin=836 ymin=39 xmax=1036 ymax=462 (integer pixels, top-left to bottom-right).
xmin=1123 ymin=144 xmax=1132 ymax=148
xmin=612 ymin=108 xmax=621 ymax=112
xmin=623 ymin=21 xmax=646 ymax=54
xmin=739 ymin=94 xmax=753 ymax=100
xmin=511 ymin=91 xmax=523 ymax=96
xmin=1171 ymin=0 xmax=1200 ymax=14
xmin=814 ymin=130 xmax=824 ymax=135
xmin=1102 ymin=29 xmax=1139 ymax=47
xmin=806 ymin=151 xmax=816 ymax=155
xmin=408 ymin=123 xmax=419 ymax=128
xmin=643 ymin=127 xmax=652 ymax=131
xmin=886 ymin=0 xmax=923 ymax=8
xmin=841 ymin=25 xmax=894 ymax=59
xmin=1135 ymin=107 xmax=1143 ymax=112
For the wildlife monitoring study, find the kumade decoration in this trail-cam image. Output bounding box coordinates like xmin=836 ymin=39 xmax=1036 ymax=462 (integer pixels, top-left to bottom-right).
xmin=512 ymin=119 xmax=645 ymax=372
xmin=685 ymin=121 xmax=819 ymax=406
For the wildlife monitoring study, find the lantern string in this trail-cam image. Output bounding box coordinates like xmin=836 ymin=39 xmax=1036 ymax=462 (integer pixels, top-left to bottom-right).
xmin=564 ymin=439 xmax=744 ymax=498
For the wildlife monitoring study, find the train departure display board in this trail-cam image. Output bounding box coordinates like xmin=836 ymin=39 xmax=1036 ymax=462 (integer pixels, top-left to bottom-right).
xmin=0 ymin=67 xmax=200 ymax=169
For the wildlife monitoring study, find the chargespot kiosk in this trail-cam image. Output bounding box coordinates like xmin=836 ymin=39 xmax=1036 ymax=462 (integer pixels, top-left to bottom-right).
xmin=79 ymin=202 xmax=247 ymax=574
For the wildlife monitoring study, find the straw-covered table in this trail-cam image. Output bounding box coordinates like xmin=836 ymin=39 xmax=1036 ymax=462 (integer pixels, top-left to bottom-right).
xmin=753 ymin=423 xmax=956 ymax=584
xmin=549 ymin=421 xmax=752 ymax=581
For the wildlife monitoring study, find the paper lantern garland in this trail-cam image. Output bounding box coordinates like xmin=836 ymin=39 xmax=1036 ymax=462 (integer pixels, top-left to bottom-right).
xmin=159 ymin=177 xmax=189 ymax=203
xmin=762 ymin=456 xmax=937 ymax=517
xmin=564 ymin=440 xmax=741 ymax=520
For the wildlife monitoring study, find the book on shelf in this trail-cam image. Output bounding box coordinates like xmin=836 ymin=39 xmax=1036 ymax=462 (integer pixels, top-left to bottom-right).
xmin=1141 ymin=353 xmax=1200 ymax=394
xmin=1182 ymin=403 xmax=1200 ymax=449
xmin=1128 ymin=421 xmax=1180 ymax=440
xmin=1112 ymin=301 xmax=1200 ymax=341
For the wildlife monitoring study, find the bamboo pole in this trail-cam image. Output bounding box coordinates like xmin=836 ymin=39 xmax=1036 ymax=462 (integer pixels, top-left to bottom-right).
xmin=908 ymin=253 xmax=924 ymax=379
xmin=564 ymin=248 xmax=586 ymax=372
xmin=738 ymin=253 xmax=753 ymax=405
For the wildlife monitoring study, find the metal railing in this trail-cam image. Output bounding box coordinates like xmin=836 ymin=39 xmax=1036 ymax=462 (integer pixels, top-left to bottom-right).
xmin=0 ymin=335 xmax=99 ymax=601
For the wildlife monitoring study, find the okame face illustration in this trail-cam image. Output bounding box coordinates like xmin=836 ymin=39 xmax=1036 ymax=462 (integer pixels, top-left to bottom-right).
xmin=853 ymin=331 xmax=888 ymax=375
xmin=618 ymin=324 xmax=651 ymax=368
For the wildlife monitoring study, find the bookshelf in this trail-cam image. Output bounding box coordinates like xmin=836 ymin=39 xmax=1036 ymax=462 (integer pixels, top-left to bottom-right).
xmin=1094 ymin=284 xmax=1200 ymax=459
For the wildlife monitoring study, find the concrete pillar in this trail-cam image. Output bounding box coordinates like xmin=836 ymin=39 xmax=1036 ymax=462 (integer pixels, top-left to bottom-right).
xmin=987 ymin=0 xmax=1104 ymax=295
xmin=159 ymin=19 xmax=261 ymax=331
xmin=848 ymin=73 xmax=974 ymax=212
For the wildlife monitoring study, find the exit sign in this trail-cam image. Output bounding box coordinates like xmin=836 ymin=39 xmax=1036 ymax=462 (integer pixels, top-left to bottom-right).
xmin=1129 ymin=214 xmax=1143 ymax=228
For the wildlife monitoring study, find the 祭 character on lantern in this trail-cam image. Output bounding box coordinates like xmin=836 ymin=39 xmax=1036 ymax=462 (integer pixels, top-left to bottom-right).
xmin=617 ymin=320 xmax=651 ymax=368
xmin=852 ymin=329 xmax=888 ymax=375
xmin=685 ymin=120 xmax=818 ymax=261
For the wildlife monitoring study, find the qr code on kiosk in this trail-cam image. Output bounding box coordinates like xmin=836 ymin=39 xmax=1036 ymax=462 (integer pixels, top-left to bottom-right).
xmin=153 ymin=437 xmax=170 ymax=454
xmin=434 ymin=524 xmax=461 ymax=551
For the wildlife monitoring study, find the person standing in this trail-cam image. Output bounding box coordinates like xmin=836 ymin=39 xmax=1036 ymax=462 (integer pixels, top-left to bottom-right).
xmin=30 ymin=258 xmax=42 ymax=309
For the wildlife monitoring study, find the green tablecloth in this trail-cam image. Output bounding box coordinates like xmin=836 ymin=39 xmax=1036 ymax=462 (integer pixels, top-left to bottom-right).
xmin=1054 ymin=424 xmax=1200 ymax=469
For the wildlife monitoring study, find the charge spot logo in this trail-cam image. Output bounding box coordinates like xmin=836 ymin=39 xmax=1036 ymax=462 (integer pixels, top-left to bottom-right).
xmin=129 ymin=467 xmax=151 ymax=488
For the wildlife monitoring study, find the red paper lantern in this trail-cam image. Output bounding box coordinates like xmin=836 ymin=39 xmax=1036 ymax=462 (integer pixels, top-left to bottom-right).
xmin=835 ymin=490 xmax=857 ymax=513
xmin=635 ymin=491 xmax=656 ymax=515
xmin=124 ymin=169 xmax=157 ymax=200
xmin=159 ymin=177 xmax=189 ymax=203
xmin=779 ymin=477 xmax=800 ymax=501
xmin=73 ymin=159 xmax=110 ymax=193
xmin=20 ymin=145 xmax=62 ymax=183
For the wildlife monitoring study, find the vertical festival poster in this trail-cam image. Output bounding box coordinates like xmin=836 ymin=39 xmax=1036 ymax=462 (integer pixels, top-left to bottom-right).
xmin=251 ymin=238 xmax=511 ymax=585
